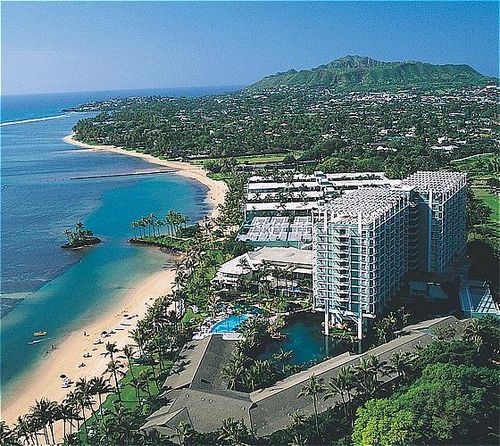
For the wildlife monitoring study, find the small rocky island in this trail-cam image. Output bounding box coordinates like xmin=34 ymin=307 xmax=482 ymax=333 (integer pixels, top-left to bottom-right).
xmin=62 ymin=222 xmax=101 ymax=249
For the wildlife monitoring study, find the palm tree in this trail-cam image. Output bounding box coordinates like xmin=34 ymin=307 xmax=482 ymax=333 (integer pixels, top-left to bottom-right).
xmin=0 ymin=421 xmax=14 ymax=446
xmin=130 ymin=326 xmax=147 ymax=356
xmin=89 ymin=376 xmax=113 ymax=419
xmin=206 ymin=294 xmax=221 ymax=318
xmin=324 ymin=374 xmax=349 ymax=420
xmin=464 ymin=318 xmax=485 ymax=353
xmin=245 ymin=363 xmax=261 ymax=392
xmin=298 ymin=374 xmax=324 ymax=437
xmin=273 ymin=349 xmax=293 ymax=373
xmin=122 ymin=344 xmax=136 ymax=379
xmin=102 ymin=342 xmax=123 ymax=401
xmin=354 ymin=355 xmax=386 ymax=399
xmin=172 ymin=421 xmax=195 ymax=446
xmin=57 ymin=401 xmax=81 ymax=440
xmin=13 ymin=416 xmax=35 ymax=446
xmin=139 ymin=369 xmax=154 ymax=398
xmin=290 ymin=410 xmax=306 ymax=434
xmin=222 ymin=358 xmax=244 ymax=390
xmin=104 ymin=359 xmax=126 ymax=401
xmin=388 ymin=351 xmax=413 ymax=382
xmin=218 ymin=418 xmax=250 ymax=446
xmin=107 ymin=402 xmax=133 ymax=445
xmin=25 ymin=414 xmax=43 ymax=446
xmin=289 ymin=433 xmax=308 ymax=446
xmin=63 ymin=391 xmax=82 ymax=434
xmin=76 ymin=377 xmax=97 ymax=419
xmin=74 ymin=380 xmax=95 ymax=440
xmin=30 ymin=398 xmax=58 ymax=445
xmin=129 ymin=376 xmax=144 ymax=405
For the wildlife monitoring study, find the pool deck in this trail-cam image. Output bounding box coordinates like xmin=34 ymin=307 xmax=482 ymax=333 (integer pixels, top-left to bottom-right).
xmin=192 ymin=313 xmax=252 ymax=340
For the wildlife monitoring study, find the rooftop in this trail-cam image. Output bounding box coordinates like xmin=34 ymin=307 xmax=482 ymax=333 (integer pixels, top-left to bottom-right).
xmin=215 ymin=247 xmax=313 ymax=279
xmin=459 ymin=280 xmax=499 ymax=317
xmin=317 ymin=187 xmax=410 ymax=224
xmin=402 ymin=171 xmax=467 ymax=194
xmin=142 ymin=316 xmax=465 ymax=441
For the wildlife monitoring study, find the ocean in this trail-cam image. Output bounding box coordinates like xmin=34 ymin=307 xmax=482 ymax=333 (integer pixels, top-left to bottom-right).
xmin=0 ymin=86 xmax=237 ymax=397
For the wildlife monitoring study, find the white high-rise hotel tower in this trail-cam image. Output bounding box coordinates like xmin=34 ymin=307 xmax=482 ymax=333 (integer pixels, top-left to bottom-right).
xmin=312 ymin=171 xmax=467 ymax=337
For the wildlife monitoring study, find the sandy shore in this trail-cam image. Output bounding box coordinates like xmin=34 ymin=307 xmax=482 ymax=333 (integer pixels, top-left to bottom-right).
xmin=63 ymin=134 xmax=228 ymax=220
xmin=1 ymin=135 xmax=227 ymax=431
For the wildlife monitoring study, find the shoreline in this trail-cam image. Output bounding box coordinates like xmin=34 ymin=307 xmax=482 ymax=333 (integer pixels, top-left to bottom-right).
xmin=63 ymin=134 xmax=228 ymax=220
xmin=1 ymin=135 xmax=227 ymax=428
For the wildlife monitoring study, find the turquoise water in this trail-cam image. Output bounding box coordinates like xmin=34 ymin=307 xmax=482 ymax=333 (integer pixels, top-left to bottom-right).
xmin=0 ymin=89 xmax=231 ymax=397
xmin=258 ymin=313 xmax=351 ymax=366
xmin=210 ymin=314 xmax=250 ymax=333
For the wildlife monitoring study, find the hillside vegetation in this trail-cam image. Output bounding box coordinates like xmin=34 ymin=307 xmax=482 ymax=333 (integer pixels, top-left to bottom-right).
xmin=248 ymin=55 xmax=495 ymax=91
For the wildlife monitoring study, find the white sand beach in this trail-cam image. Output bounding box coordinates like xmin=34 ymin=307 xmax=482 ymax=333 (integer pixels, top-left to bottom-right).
xmin=63 ymin=134 xmax=228 ymax=220
xmin=1 ymin=135 xmax=227 ymax=433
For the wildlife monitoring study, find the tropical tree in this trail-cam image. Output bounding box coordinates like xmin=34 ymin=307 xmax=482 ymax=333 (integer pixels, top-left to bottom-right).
xmin=89 ymin=376 xmax=113 ymax=419
xmin=272 ymin=348 xmax=293 ymax=374
xmin=172 ymin=421 xmax=195 ymax=446
xmin=289 ymin=433 xmax=308 ymax=446
xmin=290 ymin=410 xmax=306 ymax=434
xmin=218 ymin=418 xmax=251 ymax=446
xmin=102 ymin=342 xmax=124 ymax=401
xmin=297 ymin=374 xmax=324 ymax=437
xmin=104 ymin=359 xmax=126 ymax=402
xmin=30 ymin=398 xmax=58 ymax=445
xmin=122 ymin=344 xmax=137 ymax=379
xmin=0 ymin=421 xmax=15 ymax=446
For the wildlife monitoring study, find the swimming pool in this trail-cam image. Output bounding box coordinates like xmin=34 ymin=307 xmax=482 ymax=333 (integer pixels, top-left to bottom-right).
xmin=257 ymin=312 xmax=352 ymax=365
xmin=210 ymin=314 xmax=250 ymax=333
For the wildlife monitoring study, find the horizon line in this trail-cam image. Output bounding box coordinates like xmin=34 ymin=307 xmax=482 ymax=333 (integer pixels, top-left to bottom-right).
xmin=1 ymin=84 xmax=247 ymax=98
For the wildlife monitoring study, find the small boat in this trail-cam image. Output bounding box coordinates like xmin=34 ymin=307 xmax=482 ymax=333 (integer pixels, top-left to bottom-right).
xmin=28 ymin=339 xmax=45 ymax=345
xmin=33 ymin=331 xmax=47 ymax=337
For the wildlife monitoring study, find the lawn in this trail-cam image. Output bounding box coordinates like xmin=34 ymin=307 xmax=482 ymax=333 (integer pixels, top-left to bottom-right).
xmin=473 ymin=188 xmax=500 ymax=224
xmin=79 ymin=360 xmax=172 ymax=438
xmin=196 ymin=152 xmax=302 ymax=166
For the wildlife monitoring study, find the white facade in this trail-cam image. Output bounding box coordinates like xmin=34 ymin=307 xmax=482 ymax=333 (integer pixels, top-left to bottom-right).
xmin=402 ymin=171 xmax=467 ymax=273
xmin=313 ymin=188 xmax=410 ymax=333
xmin=313 ymin=171 xmax=468 ymax=334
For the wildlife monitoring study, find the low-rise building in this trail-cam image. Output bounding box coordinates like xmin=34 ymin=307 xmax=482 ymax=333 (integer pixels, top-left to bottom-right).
xmin=459 ymin=280 xmax=499 ymax=318
xmin=214 ymin=246 xmax=312 ymax=286
xmin=239 ymin=172 xmax=400 ymax=246
xmin=142 ymin=316 xmax=464 ymax=441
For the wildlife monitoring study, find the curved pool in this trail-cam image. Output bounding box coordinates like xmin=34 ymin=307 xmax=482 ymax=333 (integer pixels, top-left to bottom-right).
xmin=210 ymin=314 xmax=250 ymax=333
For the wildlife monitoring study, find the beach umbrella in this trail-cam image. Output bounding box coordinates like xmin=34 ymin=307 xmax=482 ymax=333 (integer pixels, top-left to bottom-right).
xmin=60 ymin=374 xmax=67 ymax=378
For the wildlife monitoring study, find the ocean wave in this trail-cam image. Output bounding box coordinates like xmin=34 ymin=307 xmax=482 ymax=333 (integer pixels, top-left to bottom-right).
xmin=0 ymin=114 xmax=69 ymax=126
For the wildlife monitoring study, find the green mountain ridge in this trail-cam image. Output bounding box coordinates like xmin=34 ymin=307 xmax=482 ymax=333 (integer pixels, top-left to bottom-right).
xmin=248 ymin=55 xmax=496 ymax=91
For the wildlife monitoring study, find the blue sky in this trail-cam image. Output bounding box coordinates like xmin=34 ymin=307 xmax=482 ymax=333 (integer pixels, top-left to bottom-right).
xmin=2 ymin=1 xmax=498 ymax=95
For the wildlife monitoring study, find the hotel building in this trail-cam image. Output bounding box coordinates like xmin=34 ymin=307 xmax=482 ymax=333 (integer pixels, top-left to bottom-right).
xmin=312 ymin=171 xmax=467 ymax=336
xmin=402 ymin=171 xmax=467 ymax=274
xmin=313 ymin=188 xmax=411 ymax=336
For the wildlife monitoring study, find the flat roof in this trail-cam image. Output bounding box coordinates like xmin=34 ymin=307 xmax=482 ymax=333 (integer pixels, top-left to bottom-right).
xmin=402 ymin=171 xmax=467 ymax=194
xmin=245 ymin=202 xmax=319 ymax=211
xmin=317 ymin=187 xmax=409 ymax=224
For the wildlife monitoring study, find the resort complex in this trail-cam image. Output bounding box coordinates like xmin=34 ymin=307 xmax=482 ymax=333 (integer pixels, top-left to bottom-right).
xmin=313 ymin=187 xmax=411 ymax=335
xmin=238 ymin=172 xmax=399 ymax=247
xmin=312 ymin=171 xmax=469 ymax=334
xmin=142 ymin=316 xmax=466 ymax=440
xmin=2 ymin=12 xmax=499 ymax=443
xmin=214 ymin=246 xmax=312 ymax=287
